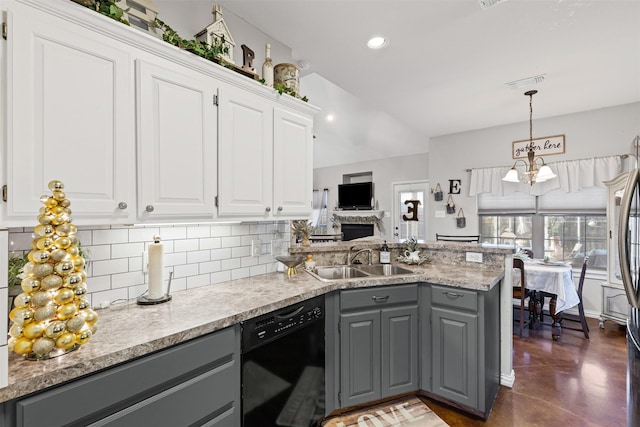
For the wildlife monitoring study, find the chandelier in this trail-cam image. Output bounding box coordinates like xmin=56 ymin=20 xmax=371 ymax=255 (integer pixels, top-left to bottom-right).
xmin=502 ymin=90 xmax=557 ymax=185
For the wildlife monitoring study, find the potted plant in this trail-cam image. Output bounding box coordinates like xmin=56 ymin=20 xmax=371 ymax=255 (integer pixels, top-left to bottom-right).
xmin=291 ymin=220 xmax=316 ymax=247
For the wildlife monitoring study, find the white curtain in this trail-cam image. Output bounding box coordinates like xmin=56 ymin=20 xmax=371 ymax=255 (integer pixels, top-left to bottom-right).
xmin=469 ymin=155 xmax=623 ymax=197
xmin=310 ymin=189 xmax=328 ymax=231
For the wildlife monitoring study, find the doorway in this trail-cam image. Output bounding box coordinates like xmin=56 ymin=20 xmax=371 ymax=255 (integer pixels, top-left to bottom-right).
xmin=392 ymin=181 xmax=428 ymax=241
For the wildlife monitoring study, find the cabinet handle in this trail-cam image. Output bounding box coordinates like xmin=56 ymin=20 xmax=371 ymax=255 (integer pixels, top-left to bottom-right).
xmin=277 ymin=206 xmax=283 ymax=211
xmin=372 ymin=295 xmax=389 ymax=303
xmin=117 ymin=202 xmax=127 ymax=210
xmin=265 ymin=207 xmax=271 ymax=212
xmin=442 ymin=291 xmax=464 ymax=298
xmin=146 ymin=205 xmax=155 ymax=212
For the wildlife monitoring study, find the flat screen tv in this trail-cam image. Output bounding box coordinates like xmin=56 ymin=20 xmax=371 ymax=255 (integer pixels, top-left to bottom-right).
xmin=338 ymin=182 xmax=373 ymax=210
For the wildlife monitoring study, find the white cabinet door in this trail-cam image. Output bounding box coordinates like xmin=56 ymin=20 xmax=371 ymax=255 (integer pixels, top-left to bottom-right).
xmin=273 ymin=108 xmax=313 ymax=217
xmin=5 ymin=2 xmax=135 ymax=224
xmin=136 ymin=60 xmax=217 ymax=221
xmin=217 ymin=86 xmax=273 ymax=216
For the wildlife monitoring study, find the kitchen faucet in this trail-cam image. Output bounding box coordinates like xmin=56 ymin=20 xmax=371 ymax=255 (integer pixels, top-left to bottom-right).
xmin=347 ymin=247 xmax=373 ymax=265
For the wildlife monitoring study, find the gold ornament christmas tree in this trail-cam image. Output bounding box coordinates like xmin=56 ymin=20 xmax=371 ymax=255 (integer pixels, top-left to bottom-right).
xmin=8 ymin=180 xmax=98 ymax=359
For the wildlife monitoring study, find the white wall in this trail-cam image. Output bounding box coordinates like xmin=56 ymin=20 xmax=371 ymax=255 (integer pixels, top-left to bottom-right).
xmin=427 ymin=101 xmax=640 ymax=319
xmin=314 ymin=153 xmax=429 ymax=238
xmin=428 ymin=102 xmax=640 ymax=238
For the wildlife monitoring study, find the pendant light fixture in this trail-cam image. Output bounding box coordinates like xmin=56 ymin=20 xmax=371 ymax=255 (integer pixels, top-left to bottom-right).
xmin=503 ymin=90 xmax=557 ymax=185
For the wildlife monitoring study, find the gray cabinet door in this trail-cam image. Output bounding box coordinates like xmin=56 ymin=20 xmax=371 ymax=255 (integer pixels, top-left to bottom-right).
xmin=381 ymin=305 xmax=419 ymax=397
xmin=340 ymin=310 xmax=381 ymax=407
xmin=431 ymin=306 xmax=478 ymax=409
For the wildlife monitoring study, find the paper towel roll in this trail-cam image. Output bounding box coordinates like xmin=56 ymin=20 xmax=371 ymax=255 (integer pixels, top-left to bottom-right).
xmin=147 ymin=235 xmax=164 ymax=300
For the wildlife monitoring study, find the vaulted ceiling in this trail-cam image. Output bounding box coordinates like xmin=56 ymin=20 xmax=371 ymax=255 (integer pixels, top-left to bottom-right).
xmin=217 ymin=0 xmax=640 ymax=167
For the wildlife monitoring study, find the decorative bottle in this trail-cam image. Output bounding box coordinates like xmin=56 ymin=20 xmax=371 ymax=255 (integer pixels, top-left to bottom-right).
xmin=305 ymin=254 xmax=316 ymax=270
xmin=380 ymin=240 xmax=391 ymax=264
xmin=262 ymin=43 xmax=274 ymax=87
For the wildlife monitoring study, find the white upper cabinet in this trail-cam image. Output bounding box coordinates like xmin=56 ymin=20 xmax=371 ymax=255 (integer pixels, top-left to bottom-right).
xmin=1 ymin=0 xmax=318 ymax=226
xmin=217 ymin=85 xmax=273 ymax=217
xmin=136 ymin=59 xmax=217 ymax=221
xmin=273 ymin=108 xmax=313 ymax=217
xmin=4 ymin=0 xmax=135 ymax=225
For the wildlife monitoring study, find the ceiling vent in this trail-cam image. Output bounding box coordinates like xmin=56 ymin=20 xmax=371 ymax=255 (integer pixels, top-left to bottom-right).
xmin=505 ymin=74 xmax=547 ymax=90
xmin=479 ymin=0 xmax=508 ymax=9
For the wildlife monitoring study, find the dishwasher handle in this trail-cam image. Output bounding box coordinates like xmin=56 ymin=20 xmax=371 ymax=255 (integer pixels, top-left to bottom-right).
xmin=276 ymin=305 xmax=305 ymax=319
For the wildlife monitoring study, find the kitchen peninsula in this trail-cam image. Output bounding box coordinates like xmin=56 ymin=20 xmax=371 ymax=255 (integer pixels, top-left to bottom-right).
xmin=0 ymin=242 xmax=511 ymax=425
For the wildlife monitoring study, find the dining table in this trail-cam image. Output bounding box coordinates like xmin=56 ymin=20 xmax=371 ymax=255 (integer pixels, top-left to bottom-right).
xmin=523 ymin=259 xmax=581 ymax=340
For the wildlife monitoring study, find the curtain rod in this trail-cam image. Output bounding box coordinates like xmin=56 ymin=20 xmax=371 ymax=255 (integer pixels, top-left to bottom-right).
xmin=464 ymin=153 xmax=629 ymax=173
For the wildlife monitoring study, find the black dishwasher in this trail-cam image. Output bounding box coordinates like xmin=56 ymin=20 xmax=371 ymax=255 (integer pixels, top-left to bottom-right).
xmin=241 ymin=295 xmax=325 ymax=427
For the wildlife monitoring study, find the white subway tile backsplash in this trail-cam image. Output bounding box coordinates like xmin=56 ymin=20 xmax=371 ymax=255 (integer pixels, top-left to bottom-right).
xmin=174 ymin=239 xmax=199 ymax=253
xmin=187 ymin=226 xmax=210 ymax=239
xmin=250 ymin=264 xmax=267 ymax=276
xmin=211 ymin=225 xmax=232 ymax=237
xmin=4 ymin=221 xmax=288 ymax=319
xmin=186 ymin=274 xmax=211 ymax=289
xmin=87 ymin=275 xmax=111 ymax=293
xmin=111 ymin=271 xmax=145 ymax=289
xmin=86 ymin=244 xmax=111 ymax=261
xmin=211 ymin=248 xmax=232 ymax=261
xmin=232 ymin=246 xmax=251 ymax=258
xmin=199 ymin=237 xmax=221 ymax=250
xmin=231 ymin=224 xmax=251 ymax=236
xmin=199 ymin=260 xmax=221 ymax=274
xmin=128 ymin=227 xmax=160 ymax=243
xmin=164 ymin=252 xmax=187 ymax=267
xmin=158 ymin=226 xmax=187 ymax=241
xmin=92 ymin=258 xmax=129 ymax=277
xmin=187 ymin=250 xmax=210 ymax=264
xmin=174 ymin=263 xmax=199 ymax=279
xmin=112 ymin=242 xmax=145 ymax=259
xmin=93 ymin=228 xmax=129 ymax=245
xmin=231 ymin=267 xmax=251 ymax=280
xmin=211 ymin=270 xmax=232 ymax=284
xmin=221 ymin=236 xmax=241 ymax=248
xmin=221 ymin=258 xmax=241 ymax=271
xmin=241 ymin=256 xmax=259 ymax=268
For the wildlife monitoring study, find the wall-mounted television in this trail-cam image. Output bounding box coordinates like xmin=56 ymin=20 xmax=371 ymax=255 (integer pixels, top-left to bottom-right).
xmin=338 ymin=182 xmax=373 ymax=210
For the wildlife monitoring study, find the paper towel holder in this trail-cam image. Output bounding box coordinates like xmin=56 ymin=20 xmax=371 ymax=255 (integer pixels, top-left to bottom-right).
xmin=137 ymin=270 xmax=173 ymax=305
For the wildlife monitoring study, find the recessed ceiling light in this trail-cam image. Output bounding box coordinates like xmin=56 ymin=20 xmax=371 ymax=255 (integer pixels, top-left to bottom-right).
xmin=367 ymin=36 xmax=388 ymax=49
xmin=326 ymin=114 xmax=335 ymax=122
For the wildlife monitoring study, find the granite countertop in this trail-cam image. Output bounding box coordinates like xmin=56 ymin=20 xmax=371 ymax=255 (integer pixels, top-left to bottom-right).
xmin=0 ymin=262 xmax=503 ymax=403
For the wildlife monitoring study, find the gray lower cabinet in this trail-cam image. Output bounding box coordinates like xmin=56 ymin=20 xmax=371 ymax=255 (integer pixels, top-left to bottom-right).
xmin=337 ymin=284 xmax=419 ymax=408
xmin=1 ymin=325 xmax=241 ymax=427
xmin=423 ymin=283 xmax=500 ymax=419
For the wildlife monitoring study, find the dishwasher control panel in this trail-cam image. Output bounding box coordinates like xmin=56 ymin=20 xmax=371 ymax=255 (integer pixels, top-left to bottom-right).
xmin=241 ymin=295 xmax=324 ymax=351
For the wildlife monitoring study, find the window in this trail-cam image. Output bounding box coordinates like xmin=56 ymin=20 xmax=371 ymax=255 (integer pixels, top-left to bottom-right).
xmin=544 ymin=215 xmax=607 ymax=270
xmin=480 ymin=215 xmax=533 ymax=249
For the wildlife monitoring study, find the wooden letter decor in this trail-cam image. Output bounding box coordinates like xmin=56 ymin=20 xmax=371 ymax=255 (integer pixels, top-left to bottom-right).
xmin=403 ymin=200 xmax=421 ymax=221
xmin=241 ymin=44 xmax=255 ymax=72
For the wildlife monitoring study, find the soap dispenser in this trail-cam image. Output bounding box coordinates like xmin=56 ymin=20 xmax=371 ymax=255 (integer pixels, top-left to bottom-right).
xmin=380 ymin=241 xmax=391 ymax=264
xmin=305 ymin=254 xmax=316 ymax=270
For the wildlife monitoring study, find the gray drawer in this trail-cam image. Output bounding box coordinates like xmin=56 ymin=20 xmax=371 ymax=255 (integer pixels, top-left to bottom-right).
xmin=431 ymin=285 xmax=478 ymax=312
xmin=88 ymin=360 xmax=237 ymax=427
xmin=17 ymin=326 xmax=238 ymax=427
xmin=341 ymin=284 xmax=418 ymax=311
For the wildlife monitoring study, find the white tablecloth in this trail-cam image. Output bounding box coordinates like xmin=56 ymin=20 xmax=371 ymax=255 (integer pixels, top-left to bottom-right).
xmin=523 ymin=260 xmax=581 ymax=312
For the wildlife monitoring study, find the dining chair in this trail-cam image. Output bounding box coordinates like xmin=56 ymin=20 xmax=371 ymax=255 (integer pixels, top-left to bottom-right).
xmin=520 ymin=248 xmax=534 ymax=258
xmin=436 ymin=233 xmax=480 ymax=243
xmin=559 ymin=256 xmax=590 ymax=339
xmin=512 ymin=257 xmax=535 ymax=337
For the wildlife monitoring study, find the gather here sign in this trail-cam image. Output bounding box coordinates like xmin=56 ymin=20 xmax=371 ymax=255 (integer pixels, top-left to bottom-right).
xmin=512 ymin=134 xmax=565 ymax=159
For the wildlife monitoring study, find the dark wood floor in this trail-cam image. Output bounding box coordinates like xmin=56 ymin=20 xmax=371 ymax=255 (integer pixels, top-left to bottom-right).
xmin=423 ymin=318 xmax=628 ymax=426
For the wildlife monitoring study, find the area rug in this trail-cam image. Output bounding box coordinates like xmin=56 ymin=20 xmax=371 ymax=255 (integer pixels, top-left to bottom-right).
xmin=319 ymin=396 xmax=449 ymax=427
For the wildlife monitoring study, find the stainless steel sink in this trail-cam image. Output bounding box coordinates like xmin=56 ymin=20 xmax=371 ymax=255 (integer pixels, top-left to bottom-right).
xmin=306 ymin=264 xmax=417 ymax=281
xmin=310 ymin=266 xmax=370 ymax=280
xmin=354 ymin=264 xmax=416 ymax=276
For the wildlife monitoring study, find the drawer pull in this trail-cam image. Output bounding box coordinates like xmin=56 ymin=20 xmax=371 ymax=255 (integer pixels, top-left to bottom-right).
xmin=372 ymin=295 xmax=389 ymax=303
xmin=117 ymin=201 xmax=127 ymax=209
xmin=442 ymin=291 xmax=464 ymax=298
